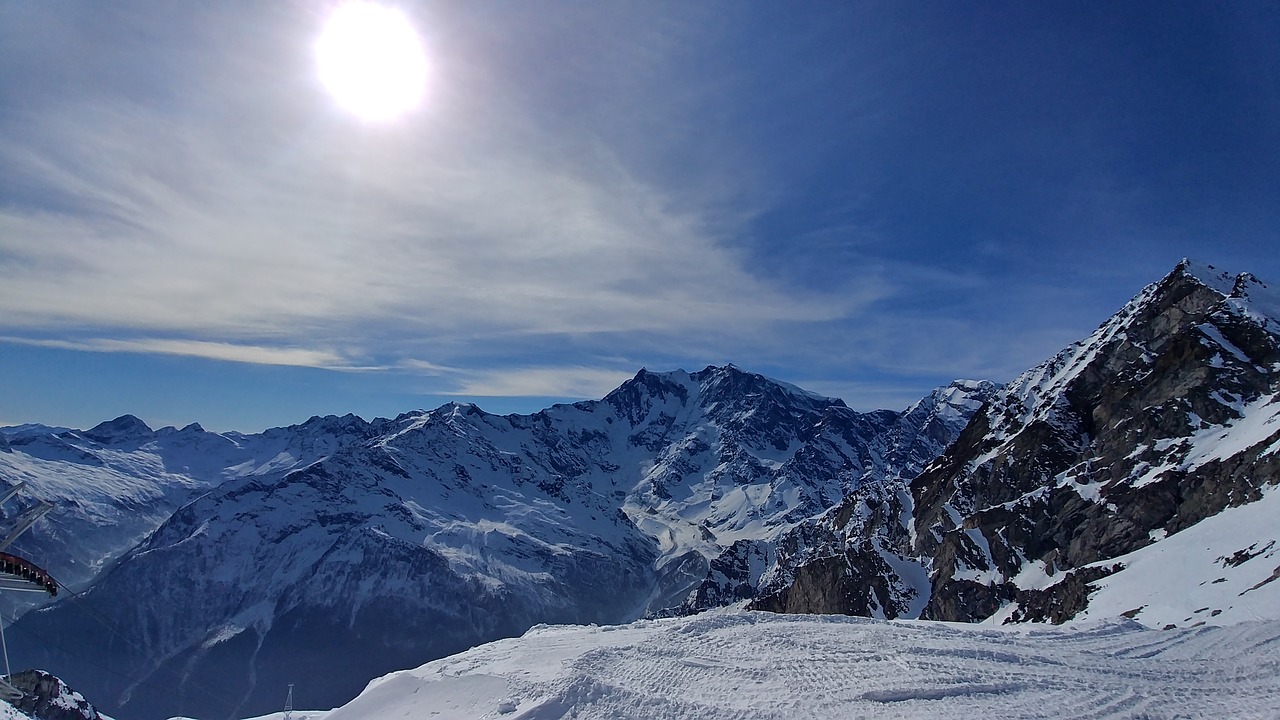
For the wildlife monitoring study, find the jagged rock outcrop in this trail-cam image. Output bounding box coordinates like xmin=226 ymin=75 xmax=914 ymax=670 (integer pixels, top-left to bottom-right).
xmin=915 ymin=261 xmax=1280 ymax=622
xmin=1004 ymin=564 xmax=1122 ymax=624
xmin=756 ymin=260 xmax=1280 ymax=625
xmin=5 ymin=670 xmax=105 ymax=720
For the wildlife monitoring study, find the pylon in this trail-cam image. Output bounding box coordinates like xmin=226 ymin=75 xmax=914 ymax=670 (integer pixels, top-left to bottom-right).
xmin=283 ymin=683 xmax=294 ymax=720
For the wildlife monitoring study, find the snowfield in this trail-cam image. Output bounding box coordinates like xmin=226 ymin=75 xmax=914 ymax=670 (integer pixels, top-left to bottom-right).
xmin=989 ymin=484 xmax=1280 ymax=629
xmin=1071 ymin=485 xmax=1280 ymax=628
xmin=223 ymin=610 xmax=1280 ymax=720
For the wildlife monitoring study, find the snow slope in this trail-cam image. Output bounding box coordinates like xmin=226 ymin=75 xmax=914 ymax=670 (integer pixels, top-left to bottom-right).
xmin=1068 ymin=484 xmax=1280 ymax=628
xmin=271 ymin=610 xmax=1280 ymax=720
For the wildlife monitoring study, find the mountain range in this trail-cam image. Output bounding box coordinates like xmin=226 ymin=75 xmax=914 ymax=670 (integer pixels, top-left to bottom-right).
xmin=1 ymin=259 xmax=1277 ymax=720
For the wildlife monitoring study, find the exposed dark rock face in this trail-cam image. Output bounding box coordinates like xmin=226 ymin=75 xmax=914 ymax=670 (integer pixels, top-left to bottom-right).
xmin=684 ymin=540 xmax=771 ymax=610
xmin=1004 ymin=564 xmax=1122 ymax=624
xmin=921 ymin=578 xmax=1015 ymax=623
xmin=722 ymin=382 xmax=999 ymax=619
xmin=751 ymin=545 xmax=907 ymax=617
xmin=80 ymin=414 xmax=154 ymax=445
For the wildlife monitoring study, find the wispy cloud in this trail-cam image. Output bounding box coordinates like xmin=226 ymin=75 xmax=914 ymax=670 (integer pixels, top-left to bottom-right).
xmin=0 ymin=3 xmax=864 ymax=375
xmin=0 ymin=81 xmax=865 ymax=392
xmin=397 ymin=359 xmax=462 ymax=375
xmin=0 ymin=336 xmax=362 ymax=369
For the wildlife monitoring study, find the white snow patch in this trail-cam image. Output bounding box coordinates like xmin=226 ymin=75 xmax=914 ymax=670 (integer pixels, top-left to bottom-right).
xmin=1182 ymin=393 xmax=1280 ymax=471
xmin=1063 ymin=473 xmax=1103 ymax=502
xmin=872 ymin=539 xmax=932 ymax=618
xmin=0 ymin=706 xmax=35 ymax=720
xmin=1078 ymin=486 xmax=1280 ymax=628
xmin=1198 ymin=323 xmax=1252 ymax=365
xmin=1009 ymin=558 xmax=1057 ymax=591
xmin=1179 ymin=259 xmax=1239 ymax=297
xmin=235 ymin=711 xmax=330 ymax=720
xmin=952 ymin=528 xmax=999 ymax=584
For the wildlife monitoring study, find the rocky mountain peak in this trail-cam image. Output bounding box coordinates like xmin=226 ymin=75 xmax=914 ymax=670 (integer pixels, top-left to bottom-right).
xmin=297 ymin=412 xmax=370 ymax=431
xmin=602 ymin=365 xmax=845 ymax=434
xmin=744 ymin=260 xmax=1280 ymax=628
xmin=81 ymin=414 xmax=154 ymax=444
xmin=958 ymin=259 xmax=1269 ymax=465
xmin=904 ymin=260 xmax=1280 ymax=621
xmin=1174 ymin=258 xmax=1240 ymax=295
xmin=693 ymin=364 xmax=843 ymax=412
xmin=603 ymin=367 xmax=694 ymax=425
xmin=1174 ymin=259 xmax=1280 ymax=328
xmin=904 ymin=379 xmax=997 ymax=421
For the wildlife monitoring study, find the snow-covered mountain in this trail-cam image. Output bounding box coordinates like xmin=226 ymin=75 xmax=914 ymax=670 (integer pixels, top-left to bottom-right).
xmin=0 ymin=414 xmax=382 ymax=617
xmin=9 ymin=366 xmax=988 ymax=720
xmin=684 ymin=378 xmax=995 ymax=616
xmin=755 ymin=260 xmax=1280 ymax=625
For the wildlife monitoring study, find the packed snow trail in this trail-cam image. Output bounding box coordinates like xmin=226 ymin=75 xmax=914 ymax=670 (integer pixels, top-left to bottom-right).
xmin=277 ymin=610 xmax=1280 ymax=720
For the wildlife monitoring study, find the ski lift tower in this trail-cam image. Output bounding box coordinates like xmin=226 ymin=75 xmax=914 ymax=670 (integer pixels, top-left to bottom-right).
xmin=0 ymin=483 xmax=57 ymax=703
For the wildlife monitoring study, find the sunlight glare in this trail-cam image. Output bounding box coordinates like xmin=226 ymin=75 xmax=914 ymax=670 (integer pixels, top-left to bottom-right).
xmin=315 ymin=2 xmax=428 ymax=122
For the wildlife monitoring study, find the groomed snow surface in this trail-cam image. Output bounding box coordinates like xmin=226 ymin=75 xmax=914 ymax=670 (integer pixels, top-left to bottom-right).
xmin=219 ymin=609 xmax=1280 ymax=720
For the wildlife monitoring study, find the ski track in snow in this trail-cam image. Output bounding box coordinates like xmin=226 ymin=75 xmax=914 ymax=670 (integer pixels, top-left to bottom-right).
xmin=236 ymin=610 xmax=1280 ymax=720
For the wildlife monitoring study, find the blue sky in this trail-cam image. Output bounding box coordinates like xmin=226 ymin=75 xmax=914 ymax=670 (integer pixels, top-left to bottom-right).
xmin=2 ymin=1 xmax=1278 ymax=432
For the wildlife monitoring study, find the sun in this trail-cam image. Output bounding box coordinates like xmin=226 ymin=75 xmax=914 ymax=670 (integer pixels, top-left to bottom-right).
xmin=315 ymin=2 xmax=428 ymax=122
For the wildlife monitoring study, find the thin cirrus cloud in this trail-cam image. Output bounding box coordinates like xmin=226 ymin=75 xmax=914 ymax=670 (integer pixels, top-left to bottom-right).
xmin=0 ymin=4 xmax=862 ymax=377
xmin=0 ymin=336 xmax=360 ymax=370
